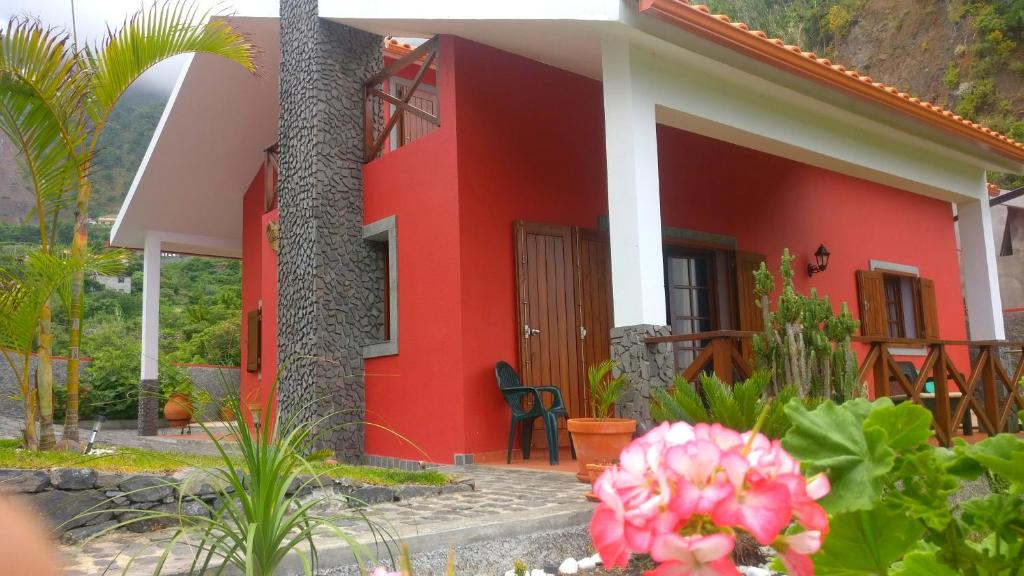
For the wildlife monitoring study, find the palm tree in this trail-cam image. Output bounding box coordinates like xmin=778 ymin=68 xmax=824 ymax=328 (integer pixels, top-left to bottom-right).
xmin=0 ymin=248 xmax=127 ymax=449
xmin=0 ymin=1 xmax=257 ymax=443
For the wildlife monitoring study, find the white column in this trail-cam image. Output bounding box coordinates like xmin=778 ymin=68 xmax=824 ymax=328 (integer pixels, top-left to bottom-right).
xmin=140 ymin=233 xmax=161 ymax=380
xmin=959 ymin=193 xmax=1006 ymax=340
xmin=602 ymin=37 xmax=666 ymax=327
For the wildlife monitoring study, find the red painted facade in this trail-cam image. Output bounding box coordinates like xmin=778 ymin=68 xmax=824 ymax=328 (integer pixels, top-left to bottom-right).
xmin=240 ymin=35 xmax=970 ymax=463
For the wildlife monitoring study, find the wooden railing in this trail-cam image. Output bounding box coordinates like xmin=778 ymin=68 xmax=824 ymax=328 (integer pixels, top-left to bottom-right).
xmin=854 ymin=337 xmax=1024 ymax=446
xmin=645 ymin=331 xmax=756 ymax=384
xmin=645 ymin=331 xmax=1024 ymax=446
xmin=363 ymin=36 xmax=439 ymax=162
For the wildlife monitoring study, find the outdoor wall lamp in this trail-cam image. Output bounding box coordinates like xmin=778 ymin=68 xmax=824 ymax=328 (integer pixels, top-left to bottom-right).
xmin=807 ymin=244 xmax=831 ymax=277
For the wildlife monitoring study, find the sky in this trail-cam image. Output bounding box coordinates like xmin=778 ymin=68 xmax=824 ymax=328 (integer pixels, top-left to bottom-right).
xmin=0 ymin=0 xmax=278 ymax=94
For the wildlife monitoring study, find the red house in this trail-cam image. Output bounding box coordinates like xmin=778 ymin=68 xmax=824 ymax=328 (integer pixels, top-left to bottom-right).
xmin=112 ymin=0 xmax=1024 ymax=465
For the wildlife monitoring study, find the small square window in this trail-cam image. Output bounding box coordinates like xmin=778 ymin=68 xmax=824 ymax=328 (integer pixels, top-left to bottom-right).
xmin=363 ymin=216 xmax=398 ymax=358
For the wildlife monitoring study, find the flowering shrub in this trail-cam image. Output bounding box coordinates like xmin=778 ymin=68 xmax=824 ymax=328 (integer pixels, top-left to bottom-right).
xmin=590 ymin=421 xmax=829 ymax=575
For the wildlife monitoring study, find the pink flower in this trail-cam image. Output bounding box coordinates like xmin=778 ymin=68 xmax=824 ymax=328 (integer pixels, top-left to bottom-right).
xmin=774 ymin=530 xmax=824 ymax=576
xmin=648 ymin=533 xmax=740 ymax=576
xmin=712 ymin=477 xmax=792 ymax=544
xmin=588 ymin=421 xmax=830 ymax=575
xmin=369 ymin=568 xmax=400 ymax=576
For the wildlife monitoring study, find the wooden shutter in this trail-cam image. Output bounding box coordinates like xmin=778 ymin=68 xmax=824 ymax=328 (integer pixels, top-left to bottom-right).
xmin=734 ymin=252 xmax=766 ymax=358
xmin=246 ymin=309 xmax=261 ymax=373
xmin=917 ymin=277 xmax=940 ymax=339
xmin=856 ymin=270 xmax=887 ymax=338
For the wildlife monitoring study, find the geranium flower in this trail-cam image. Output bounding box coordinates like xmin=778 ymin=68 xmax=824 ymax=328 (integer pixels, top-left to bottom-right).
xmin=648 ymin=532 xmax=740 ymax=576
xmin=774 ymin=530 xmax=824 ymax=576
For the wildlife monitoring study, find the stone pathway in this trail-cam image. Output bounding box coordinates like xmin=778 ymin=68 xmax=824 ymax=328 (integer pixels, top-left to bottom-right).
xmin=60 ymin=466 xmax=594 ymax=575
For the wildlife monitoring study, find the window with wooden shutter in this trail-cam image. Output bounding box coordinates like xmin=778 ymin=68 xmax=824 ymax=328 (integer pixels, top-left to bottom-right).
xmin=917 ymin=277 xmax=940 ymax=339
xmin=246 ymin=309 xmax=261 ymax=373
xmin=856 ymin=270 xmax=887 ymax=337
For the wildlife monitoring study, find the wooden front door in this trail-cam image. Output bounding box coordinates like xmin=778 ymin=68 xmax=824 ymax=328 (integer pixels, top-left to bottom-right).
xmin=515 ymin=222 xmax=613 ymax=445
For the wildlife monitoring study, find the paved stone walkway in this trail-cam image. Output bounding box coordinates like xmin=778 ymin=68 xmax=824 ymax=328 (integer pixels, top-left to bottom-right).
xmin=60 ymin=466 xmax=594 ymax=575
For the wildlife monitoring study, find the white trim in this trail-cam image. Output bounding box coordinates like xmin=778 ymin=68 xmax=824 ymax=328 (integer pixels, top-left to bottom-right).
xmin=363 ymin=215 xmax=399 ymax=358
xmin=602 ymin=37 xmax=667 ymax=327
xmin=868 ymin=260 xmax=920 ymax=276
xmin=140 ymin=233 xmax=162 ymax=381
xmin=959 ymin=192 xmax=1007 ymax=339
xmin=319 ymin=0 xmax=624 ymax=21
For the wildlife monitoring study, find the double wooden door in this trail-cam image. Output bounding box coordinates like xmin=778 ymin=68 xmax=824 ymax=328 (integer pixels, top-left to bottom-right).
xmin=514 ymin=222 xmax=613 ymax=444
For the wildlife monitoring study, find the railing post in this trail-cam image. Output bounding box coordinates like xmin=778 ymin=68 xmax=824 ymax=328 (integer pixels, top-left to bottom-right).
xmin=933 ymin=344 xmax=952 ymax=445
xmin=872 ymin=343 xmax=890 ymax=399
xmin=711 ymin=337 xmax=733 ymax=385
xmin=982 ymin=345 xmax=1001 ymax=434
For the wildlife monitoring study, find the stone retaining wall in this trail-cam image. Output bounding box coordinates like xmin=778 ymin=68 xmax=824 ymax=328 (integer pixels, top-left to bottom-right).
xmin=0 ymin=467 xmax=472 ymax=544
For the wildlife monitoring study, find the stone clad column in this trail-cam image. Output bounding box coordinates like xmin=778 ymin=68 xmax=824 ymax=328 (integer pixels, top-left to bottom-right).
xmin=277 ymin=0 xmax=383 ymax=461
xmin=611 ymin=325 xmax=674 ymax=434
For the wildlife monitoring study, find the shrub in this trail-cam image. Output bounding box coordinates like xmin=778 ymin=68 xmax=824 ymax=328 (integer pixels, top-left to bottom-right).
xmin=944 ymin=63 xmax=960 ymax=89
xmin=782 ymin=397 xmax=1024 ymax=574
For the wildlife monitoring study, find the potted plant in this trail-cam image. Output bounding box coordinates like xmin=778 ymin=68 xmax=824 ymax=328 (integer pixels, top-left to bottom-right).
xmin=218 ymin=398 xmax=236 ymax=422
xmin=159 ymin=361 xmax=210 ymax=428
xmin=567 ymin=359 xmax=636 ymax=483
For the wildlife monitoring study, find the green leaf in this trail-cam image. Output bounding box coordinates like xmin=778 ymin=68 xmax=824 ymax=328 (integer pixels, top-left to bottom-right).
xmin=782 ymin=399 xmax=896 ymax=513
xmin=813 ymin=506 xmax=924 ymax=575
xmin=955 ymin=434 xmax=1024 ymax=490
xmin=864 ymin=401 xmax=934 ymax=452
xmin=891 ymin=551 xmax=958 ymax=576
xmin=886 ymin=449 xmax=958 ymax=531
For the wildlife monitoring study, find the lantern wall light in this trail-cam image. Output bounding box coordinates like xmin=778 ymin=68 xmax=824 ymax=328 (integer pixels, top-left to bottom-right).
xmin=807 ymin=244 xmax=831 ymax=277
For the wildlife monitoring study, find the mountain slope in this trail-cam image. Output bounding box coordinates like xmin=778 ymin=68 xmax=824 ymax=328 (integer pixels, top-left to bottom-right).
xmin=707 ymin=0 xmax=1024 ymax=187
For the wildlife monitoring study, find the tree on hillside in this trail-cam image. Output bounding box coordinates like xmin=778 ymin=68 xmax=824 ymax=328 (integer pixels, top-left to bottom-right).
xmin=0 ymin=1 xmax=257 ymax=446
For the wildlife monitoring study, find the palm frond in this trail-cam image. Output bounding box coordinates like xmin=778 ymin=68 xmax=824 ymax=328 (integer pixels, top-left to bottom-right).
xmin=83 ymin=0 xmax=258 ymax=125
xmin=0 ymin=18 xmax=89 ymax=237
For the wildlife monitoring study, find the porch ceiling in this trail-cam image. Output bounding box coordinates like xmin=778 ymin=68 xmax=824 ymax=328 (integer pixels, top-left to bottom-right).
xmin=324 ymin=0 xmax=1024 ymax=180
xmin=109 ymin=16 xmax=280 ymax=258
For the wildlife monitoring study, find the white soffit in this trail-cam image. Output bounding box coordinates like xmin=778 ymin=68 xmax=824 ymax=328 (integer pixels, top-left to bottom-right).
xmin=109 ymin=16 xmax=280 ymax=258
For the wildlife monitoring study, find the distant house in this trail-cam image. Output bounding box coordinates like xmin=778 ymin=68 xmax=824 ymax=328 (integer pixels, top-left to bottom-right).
xmin=96 ymin=214 xmax=119 ymax=226
xmin=91 ymin=274 xmax=131 ymax=294
xmin=112 ymin=1 xmax=1023 ymax=464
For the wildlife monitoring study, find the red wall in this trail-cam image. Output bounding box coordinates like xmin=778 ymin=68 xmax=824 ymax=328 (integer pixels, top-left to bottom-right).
xmin=362 ymin=36 xmax=466 ymax=461
xmin=240 ymin=165 xmax=278 ymax=423
xmin=656 ymin=126 xmax=969 ymax=367
xmin=451 ymin=38 xmax=609 ymax=454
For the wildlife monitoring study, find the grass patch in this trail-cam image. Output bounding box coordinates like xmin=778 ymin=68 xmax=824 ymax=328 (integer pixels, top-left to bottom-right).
xmin=0 ymin=439 xmax=449 ymax=486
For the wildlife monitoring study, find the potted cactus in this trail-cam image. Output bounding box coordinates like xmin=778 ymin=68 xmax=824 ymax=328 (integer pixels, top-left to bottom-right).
xmin=566 ymin=360 xmax=635 ymax=483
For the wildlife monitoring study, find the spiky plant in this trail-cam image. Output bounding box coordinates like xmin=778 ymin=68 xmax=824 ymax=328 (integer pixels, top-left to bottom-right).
xmin=586 ymin=359 xmax=629 ymax=420
xmin=650 ymin=371 xmax=806 ymax=439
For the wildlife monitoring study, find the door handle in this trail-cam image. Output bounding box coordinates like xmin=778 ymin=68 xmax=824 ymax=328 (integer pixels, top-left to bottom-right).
xmin=524 ymin=325 xmax=542 ymax=338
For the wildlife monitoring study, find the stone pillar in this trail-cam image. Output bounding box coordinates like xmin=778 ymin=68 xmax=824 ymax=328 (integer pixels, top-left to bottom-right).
xmin=611 ymin=325 xmax=675 ymax=434
xmin=277 ymin=0 xmax=383 ymax=462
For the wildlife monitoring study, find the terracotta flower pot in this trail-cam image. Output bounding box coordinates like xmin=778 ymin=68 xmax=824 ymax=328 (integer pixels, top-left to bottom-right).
xmin=163 ymin=393 xmax=193 ymax=428
xmin=567 ymin=418 xmax=636 ymax=483
xmin=585 ymin=462 xmax=613 ymax=502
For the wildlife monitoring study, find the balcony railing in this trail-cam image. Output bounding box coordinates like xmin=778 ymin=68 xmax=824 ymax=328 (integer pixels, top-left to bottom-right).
xmin=645 ymin=331 xmax=1024 ymax=446
xmin=363 ymin=36 xmax=440 ymax=162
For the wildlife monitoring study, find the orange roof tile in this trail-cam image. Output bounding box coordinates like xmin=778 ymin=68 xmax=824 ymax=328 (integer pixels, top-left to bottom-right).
xmin=638 ymin=0 xmax=1024 ymax=165
xmin=384 ymin=37 xmax=416 ymax=58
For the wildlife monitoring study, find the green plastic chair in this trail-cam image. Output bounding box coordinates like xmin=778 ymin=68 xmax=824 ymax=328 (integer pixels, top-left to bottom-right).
xmin=495 ymin=361 xmax=575 ymax=465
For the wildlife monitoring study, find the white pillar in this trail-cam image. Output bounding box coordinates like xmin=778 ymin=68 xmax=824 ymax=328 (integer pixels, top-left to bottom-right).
xmin=140 ymin=233 xmax=161 ymax=380
xmin=602 ymin=37 xmax=666 ymax=328
xmin=959 ymin=194 xmax=1005 ymax=340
